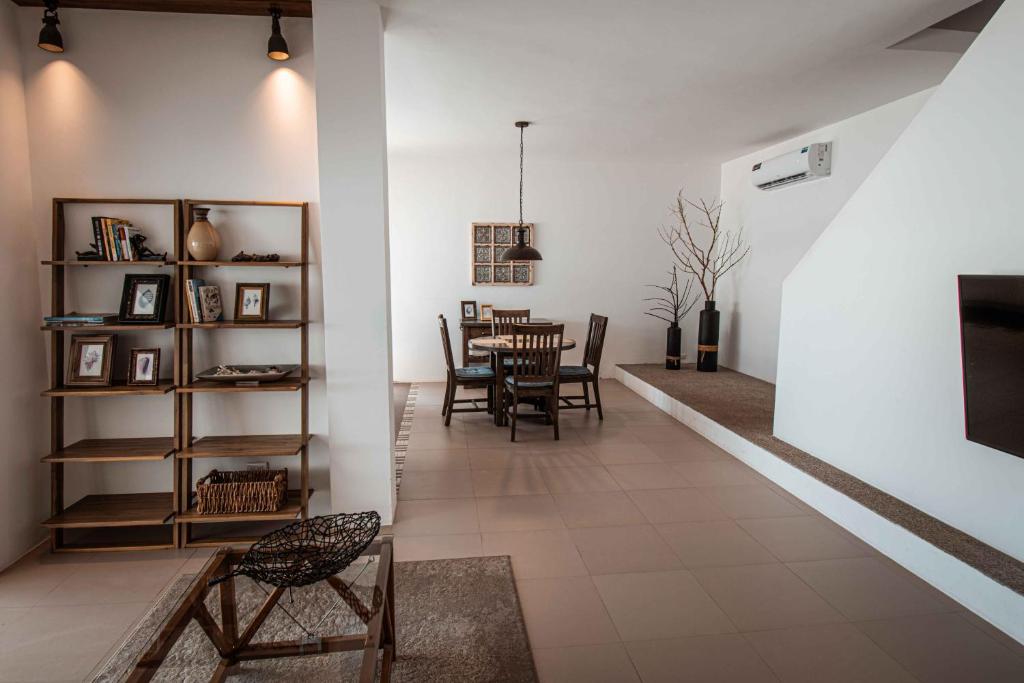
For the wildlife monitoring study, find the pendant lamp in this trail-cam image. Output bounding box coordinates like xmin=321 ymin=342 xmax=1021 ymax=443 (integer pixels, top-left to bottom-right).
xmin=501 ymin=121 xmax=542 ymax=261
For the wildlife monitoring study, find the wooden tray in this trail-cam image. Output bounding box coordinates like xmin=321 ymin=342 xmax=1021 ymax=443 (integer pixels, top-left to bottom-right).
xmin=195 ymin=364 xmax=299 ymax=384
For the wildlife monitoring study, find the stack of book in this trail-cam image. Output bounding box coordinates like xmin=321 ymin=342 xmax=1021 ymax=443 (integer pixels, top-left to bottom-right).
xmin=185 ymin=279 xmax=224 ymax=323
xmin=91 ymin=216 xmax=145 ymax=261
xmin=44 ymin=312 xmax=118 ymax=327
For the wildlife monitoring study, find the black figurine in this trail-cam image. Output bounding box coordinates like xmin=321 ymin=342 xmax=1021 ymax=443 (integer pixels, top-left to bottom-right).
xmin=231 ymin=251 xmax=281 ymax=262
xmin=129 ymin=234 xmax=167 ymax=261
xmin=76 ymin=242 xmax=103 ymax=261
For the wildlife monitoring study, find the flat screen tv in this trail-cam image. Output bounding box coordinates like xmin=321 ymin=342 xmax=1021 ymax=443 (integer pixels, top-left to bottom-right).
xmin=958 ymin=275 xmax=1024 ymax=459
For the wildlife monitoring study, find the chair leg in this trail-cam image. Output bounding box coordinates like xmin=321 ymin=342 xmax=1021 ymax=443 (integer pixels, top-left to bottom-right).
xmin=443 ymin=382 xmax=455 ymax=426
xmin=510 ymin=391 xmax=519 ymax=442
xmin=582 ymin=381 xmax=591 ymax=412
xmin=442 ymin=378 xmax=450 ymax=416
xmin=592 ymin=378 xmax=604 ymax=420
xmin=552 ymin=395 xmax=560 ymax=440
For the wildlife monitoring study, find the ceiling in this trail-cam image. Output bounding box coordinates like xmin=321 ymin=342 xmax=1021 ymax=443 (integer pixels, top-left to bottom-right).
xmin=381 ymin=0 xmax=980 ymax=162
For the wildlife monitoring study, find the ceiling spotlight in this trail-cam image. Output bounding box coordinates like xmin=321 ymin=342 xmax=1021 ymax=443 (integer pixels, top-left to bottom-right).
xmin=37 ymin=0 xmax=64 ymax=54
xmin=267 ymin=7 xmax=290 ymax=61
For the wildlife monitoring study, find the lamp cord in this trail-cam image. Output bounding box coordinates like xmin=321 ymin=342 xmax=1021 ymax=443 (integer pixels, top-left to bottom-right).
xmin=518 ymin=124 xmax=525 ymax=227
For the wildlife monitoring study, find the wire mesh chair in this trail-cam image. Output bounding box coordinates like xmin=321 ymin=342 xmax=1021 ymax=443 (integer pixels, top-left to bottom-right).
xmin=210 ymin=511 xmax=381 ymax=589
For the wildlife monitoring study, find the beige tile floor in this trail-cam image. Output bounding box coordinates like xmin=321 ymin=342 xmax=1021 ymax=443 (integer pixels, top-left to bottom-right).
xmin=1 ymin=379 xmax=1022 ymax=682
xmin=397 ymin=381 xmax=1024 ymax=683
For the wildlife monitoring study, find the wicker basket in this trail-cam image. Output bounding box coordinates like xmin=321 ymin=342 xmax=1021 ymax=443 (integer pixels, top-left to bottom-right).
xmin=195 ymin=468 xmax=288 ymax=515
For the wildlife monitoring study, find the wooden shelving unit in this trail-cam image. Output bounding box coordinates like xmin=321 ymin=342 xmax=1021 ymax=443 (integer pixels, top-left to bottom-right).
xmin=177 ymin=199 xmax=310 ymax=548
xmin=41 ymin=198 xmax=181 ymax=552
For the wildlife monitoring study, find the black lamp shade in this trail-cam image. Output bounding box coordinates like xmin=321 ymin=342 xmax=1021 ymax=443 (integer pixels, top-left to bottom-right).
xmin=503 ymin=244 xmax=543 ymax=261
xmin=501 ymin=226 xmax=542 ymax=261
xmin=38 ymin=14 xmax=63 ymax=53
xmin=267 ymin=12 xmax=290 ymax=61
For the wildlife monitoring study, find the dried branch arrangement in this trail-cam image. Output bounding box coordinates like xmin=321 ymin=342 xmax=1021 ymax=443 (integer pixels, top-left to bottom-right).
xmin=659 ymin=190 xmax=750 ymax=301
xmin=644 ymin=265 xmax=699 ymax=325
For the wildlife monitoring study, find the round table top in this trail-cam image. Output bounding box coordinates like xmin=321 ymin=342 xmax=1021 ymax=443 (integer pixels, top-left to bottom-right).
xmin=469 ymin=334 xmax=577 ymax=352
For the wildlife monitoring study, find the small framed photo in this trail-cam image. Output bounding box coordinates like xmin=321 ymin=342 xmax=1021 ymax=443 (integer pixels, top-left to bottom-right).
xmin=67 ymin=334 xmax=116 ymax=386
xmin=479 ymin=304 xmax=494 ymax=322
xmin=119 ymin=274 xmax=170 ymax=323
xmin=461 ymin=300 xmax=478 ymax=321
xmin=128 ymin=348 xmax=161 ymax=386
xmin=235 ymin=283 xmax=270 ymax=322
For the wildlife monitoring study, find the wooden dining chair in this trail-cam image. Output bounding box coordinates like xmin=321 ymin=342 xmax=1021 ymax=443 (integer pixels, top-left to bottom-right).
xmin=492 ymin=309 xmax=531 ymax=370
xmin=559 ymin=314 xmax=608 ymax=419
xmin=491 ymin=309 xmax=530 ymax=335
xmin=503 ymin=323 xmax=564 ymax=441
xmin=438 ymin=315 xmax=495 ymax=426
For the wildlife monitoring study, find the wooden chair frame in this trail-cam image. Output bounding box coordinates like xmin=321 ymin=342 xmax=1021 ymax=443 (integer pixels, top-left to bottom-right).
xmin=127 ymin=538 xmax=395 ymax=683
xmin=439 ymin=315 xmax=495 ymax=425
xmin=559 ymin=314 xmax=608 ymax=420
xmin=503 ymin=323 xmax=564 ymax=442
xmin=491 ymin=309 xmax=530 ymax=335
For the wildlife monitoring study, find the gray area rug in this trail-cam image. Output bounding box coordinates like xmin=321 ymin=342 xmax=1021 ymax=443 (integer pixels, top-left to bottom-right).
xmin=93 ymin=555 xmax=537 ymax=682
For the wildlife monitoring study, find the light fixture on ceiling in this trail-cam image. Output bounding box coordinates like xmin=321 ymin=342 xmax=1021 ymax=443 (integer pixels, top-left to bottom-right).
xmin=267 ymin=7 xmax=290 ymax=61
xmin=502 ymin=121 xmax=543 ymax=262
xmin=37 ymin=0 xmax=64 ymax=54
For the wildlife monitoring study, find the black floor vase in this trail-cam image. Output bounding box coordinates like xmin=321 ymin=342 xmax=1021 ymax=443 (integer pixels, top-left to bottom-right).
xmin=697 ymin=300 xmax=719 ymax=372
xmin=666 ymin=323 xmax=681 ymax=370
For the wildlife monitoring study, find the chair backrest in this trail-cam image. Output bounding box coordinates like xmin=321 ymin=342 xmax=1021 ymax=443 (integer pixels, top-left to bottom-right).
xmin=582 ymin=314 xmax=609 ymax=371
xmin=511 ymin=323 xmax=563 ymax=386
xmin=438 ymin=314 xmax=456 ymax=377
xmin=492 ymin=309 xmax=530 ymax=336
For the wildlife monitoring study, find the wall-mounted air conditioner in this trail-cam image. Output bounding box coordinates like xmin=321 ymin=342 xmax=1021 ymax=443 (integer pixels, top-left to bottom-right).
xmin=752 ymin=142 xmax=832 ymax=190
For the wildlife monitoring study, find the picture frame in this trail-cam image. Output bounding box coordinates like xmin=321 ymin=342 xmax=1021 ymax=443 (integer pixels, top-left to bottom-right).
xmin=128 ymin=348 xmax=161 ymax=386
xmin=235 ymin=283 xmax=270 ymax=322
xmin=67 ymin=334 xmax=116 ymax=386
xmin=461 ymin=300 xmax=478 ymax=321
xmin=471 ymin=222 xmax=535 ymax=286
xmin=479 ymin=304 xmax=494 ymax=322
xmin=118 ymin=274 xmax=171 ymax=323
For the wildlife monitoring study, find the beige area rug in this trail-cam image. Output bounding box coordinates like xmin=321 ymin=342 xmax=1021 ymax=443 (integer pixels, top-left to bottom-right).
xmin=93 ymin=555 xmax=536 ymax=682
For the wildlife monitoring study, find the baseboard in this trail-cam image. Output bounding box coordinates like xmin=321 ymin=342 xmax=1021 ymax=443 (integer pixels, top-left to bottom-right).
xmin=616 ymin=366 xmax=1024 ymax=646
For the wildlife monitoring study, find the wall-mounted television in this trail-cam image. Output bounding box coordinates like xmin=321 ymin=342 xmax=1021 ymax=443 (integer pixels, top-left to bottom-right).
xmin=958 ymin=275 xmax=1024 ymax=459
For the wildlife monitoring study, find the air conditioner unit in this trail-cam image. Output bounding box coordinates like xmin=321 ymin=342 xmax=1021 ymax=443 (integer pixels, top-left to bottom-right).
xmin=751 ymin=142 xmax=832 ymax=190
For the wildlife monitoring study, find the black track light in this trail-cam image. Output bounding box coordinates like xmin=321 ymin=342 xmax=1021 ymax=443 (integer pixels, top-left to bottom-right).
xmin=38 ymin=0 xmax=64 ymax=54
xmin=267 ymin=8 xmax=290 ymax=61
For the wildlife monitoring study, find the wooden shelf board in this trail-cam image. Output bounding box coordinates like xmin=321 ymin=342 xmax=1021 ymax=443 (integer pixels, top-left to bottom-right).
xmin=55 ymin=526 xmax=175 ymax=553
xmin=43 ymin=437 xmax=175 ymax=463
xmin=178 ymin=260 xmax=304 ymax=268
xmin=178 ymin=434 xmax=309 ymax=459
xmin=178 ymin=377 xmax=307 ymax=394
xmin=43 ymin=493 xmax=175 ymax=528
xmin=41 ymin=260 xmax=176 ymax=267
xmin=177 ymin=320 xmax=306 ymax=329
xmin=41 ymin=322 xmax=174 ymax=332
xmin=177 ymin=489 xmax=312 ymax=524
xmin=42 ymin=381 xmax=175 ymax=397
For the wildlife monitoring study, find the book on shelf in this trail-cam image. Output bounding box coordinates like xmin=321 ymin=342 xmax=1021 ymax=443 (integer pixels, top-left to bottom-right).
xmin=198 ymin=285 xmax=224 ymax=322
xmin=44 ymin=312 xmax=118 ymax=326
xmin=88 ymin=217 xmax=146 ymax=261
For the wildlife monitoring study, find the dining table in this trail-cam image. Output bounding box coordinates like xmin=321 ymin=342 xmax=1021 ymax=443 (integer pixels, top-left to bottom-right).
xmin=469 ymin=332 xmax=577 ymax=426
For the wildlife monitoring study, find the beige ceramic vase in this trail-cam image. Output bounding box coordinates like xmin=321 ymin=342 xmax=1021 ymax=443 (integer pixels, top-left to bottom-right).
xmin=187 ymin=207 xmax=221 ymax=261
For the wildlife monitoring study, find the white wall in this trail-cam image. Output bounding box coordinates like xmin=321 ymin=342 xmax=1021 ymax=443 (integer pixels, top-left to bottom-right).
xmin=388 ymin=153 xmax=719 ymax=382
xmin=312 ymin=0 xmax=396 ymax=523
xmin=16 ymin=9 xmax=331 ymax=513
xmin=718 ymin=90 xmax=932 ymax=382
xmin=0 ymin=2 xmax=49 ymax=568
xmin=775 ymin=0 xmax=1024 ymax=561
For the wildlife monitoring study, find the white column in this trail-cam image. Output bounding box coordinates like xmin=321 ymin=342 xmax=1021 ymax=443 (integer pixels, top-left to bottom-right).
xmin=312 ymin=0 xmax=395 ymax=522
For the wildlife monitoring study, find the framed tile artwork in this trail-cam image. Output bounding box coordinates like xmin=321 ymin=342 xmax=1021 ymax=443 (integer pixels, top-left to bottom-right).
xmin=471 ymin=222 xmax=535 ymax=286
